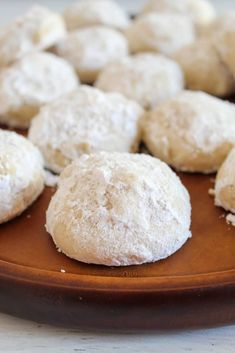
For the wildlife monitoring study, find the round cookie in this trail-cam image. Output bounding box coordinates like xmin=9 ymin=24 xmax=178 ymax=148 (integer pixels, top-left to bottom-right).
xmin=0 ymin=52 xmax=79 ymax=128
xmin=46 ymin=152 xmax=192 ymax=266
xmin=55 ymin=26 xmax=128 ymax=83
xmin=0 ymin=129 xmax=44 ymax=224
xmin=200 ymin=12 xmax=235 ymax=39
xmin=95 ymin=53 xmax=184 ymax=109
xmin=29 ymin=86 xmax=143 ymax=174
xmin=174 ymin=39 xmax=235 ymax=97
xmin=143 ymin=91 xmax=235 ymax=173
xmin=212 ymin=18 xmax=235 ymax=78
xmin=141 ymin=0 xmax=216 ymax=29
xmin=126 ymin=13 xmax=195 ymax=56
xmin=64 ymin=0 xmax=129 ymax=31
xmin=0 ymin=5 xmax=66 ymax=68
xmin=215 ymin=148 xmax=235 ymax=213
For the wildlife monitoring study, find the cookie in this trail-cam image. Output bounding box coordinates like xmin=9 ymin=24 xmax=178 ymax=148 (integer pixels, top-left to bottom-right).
xmin=64 ymin=0 xmax=129 ymax=31
xmin=55 ymin=26 xmax=128 ymax=83
xmin=215 ymin=148 xmax=235 ymax=213
xmin=0 ymin=129 xmax=44 ymax=224
xmin=126 ymin=13 xmax=195 ymax=56
xmin=46 ymin=152 xmax=191 ymax=266
xmin=141 ymin=0 xmax=216 ymax=30
xmin=212 ymin=18 xmax=235 ymax=78
xmin=143 ymin=91 xmax=235 ymax=173
xmin=174 ymin=39 xmax=235 ymax=96
xmin=95 ymin=53 xmax=184 ymax=109
xmin=0 ymin=5 xmax=66 ymax=68
xmin=200 ymin=13 xmax=235 ymax=38
xmin=29 ymin=86 xmax=143 ymax=174
xmin=0 ymin=52 xmax=79 ymax=128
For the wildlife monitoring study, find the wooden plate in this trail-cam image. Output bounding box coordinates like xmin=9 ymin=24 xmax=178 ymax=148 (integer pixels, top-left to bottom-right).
xmin=1 ymin=166 xmax=235 ymax=330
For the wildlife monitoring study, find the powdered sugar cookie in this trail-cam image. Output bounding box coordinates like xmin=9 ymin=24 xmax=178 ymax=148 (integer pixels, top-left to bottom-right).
xmin=174 ymin=39 xmax=235 ymax=96
xmin=126 ymin=13 xmax=195 ymax=56
xmin=212 ymin=18 xmax=235 ymax=78
xmin=0 ymin=52 xmax=79 ymax=128
xmin=200 ymin=12 xmax=235 ymax=38
xmin=143 ymin=91 xmax=235 ymax=173
xmin=215 ymin=148 xmax=235 ymax=213
xmin=46 ymin=152 xmax=191 ymax=266
xmin=64 ymin=0 xmax=129 ymax=31
xmin=0 ymin=129 xmax=44 ymax=224
xmin=29 ymin=86 xmax=143 ymax=174
xmin=95 ymin=53 xmax=184 ymax=109
xmin=141 ymin=0 xmax=216 ymax=30
xmin=0 ymin=5 xmax=66 ymax=68
xmin=55 ymin=26 xmax=128 ymax=83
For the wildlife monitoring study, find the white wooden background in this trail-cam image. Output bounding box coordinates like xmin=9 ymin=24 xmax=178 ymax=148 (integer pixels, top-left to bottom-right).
xmin=1 ymin=1 xmax=235 ymax=352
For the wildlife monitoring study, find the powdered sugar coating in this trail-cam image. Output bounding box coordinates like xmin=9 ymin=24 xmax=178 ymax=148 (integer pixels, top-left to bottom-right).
xmin=0 ymin=129 xmax=44 ymax=224
xmin=46 ymin=152 xmax=191 ymax=266
xmin=143 ymin=91 xmax=235 ymax=173
xmin=0 ymin=52 xmax=79 ymax=128
xmin=126 ymin=13 xmax=195 ymax=56
xmin=0 ymin=5 xmax=66 ymax=68
xmin=95 ymin=53 xmax=184 ymax=109
xmin=64 ymin=0 xmax=130 ymax=31
xmin=29 ymin=86 xmax=143 ymax=174
xmin=55 ymin=26 xmax=128 ymax=83
xmin=215 ymin=148 xmax=235 ymax=213
xmin=174 ymin=39 xmax=235 ymax=96
xmin=142 ymin=0 xmax=216 ymax=28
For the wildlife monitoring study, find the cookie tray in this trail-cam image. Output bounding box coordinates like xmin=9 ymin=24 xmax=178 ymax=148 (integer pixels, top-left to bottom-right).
xmin=0 ymin=173 xmax=235 ymax=330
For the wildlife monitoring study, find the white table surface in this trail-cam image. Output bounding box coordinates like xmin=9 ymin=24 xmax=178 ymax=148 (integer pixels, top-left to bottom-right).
xmin=1 ymin=0 xmax=235 ymax=352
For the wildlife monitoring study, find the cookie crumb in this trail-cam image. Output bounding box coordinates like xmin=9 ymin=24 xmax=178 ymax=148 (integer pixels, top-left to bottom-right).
xmin=60 ymin=268 xmax=66 ymax=273
xmin=226 ymin=213 xmax=235 ymax=227
xmin=44 ymin=170 xmax=59 ymax=188
xmin=208 ymin=188 xmax=215 ymax=196
xmin=219 ymin=213 xmax=225 ymax=219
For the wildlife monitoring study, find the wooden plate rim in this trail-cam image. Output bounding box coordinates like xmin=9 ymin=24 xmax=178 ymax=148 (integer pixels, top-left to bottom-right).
xmin=1 ymin=258 xmax=235 ymax=292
